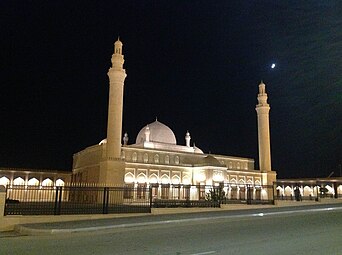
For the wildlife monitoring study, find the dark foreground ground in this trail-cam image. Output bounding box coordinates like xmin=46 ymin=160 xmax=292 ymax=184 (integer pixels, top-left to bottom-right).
xmin=0 ymin=205 xmax=341 ymax=255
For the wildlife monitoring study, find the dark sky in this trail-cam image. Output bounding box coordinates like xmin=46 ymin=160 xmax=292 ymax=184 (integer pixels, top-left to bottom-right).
xmin=1 ymin=1 xmax=341 ymax=178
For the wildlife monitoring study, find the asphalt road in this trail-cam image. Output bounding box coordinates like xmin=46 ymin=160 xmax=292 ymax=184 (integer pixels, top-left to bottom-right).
xmin=1 ymin=206 xmax=341 ymax=255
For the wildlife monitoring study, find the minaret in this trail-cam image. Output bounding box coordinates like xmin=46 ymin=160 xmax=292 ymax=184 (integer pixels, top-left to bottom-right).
xmin=106 ymin=38 xmax=127 ymax=160
xmin=185 ymin=131 xmax=191 ymax=147
xmin=145 ymin=126 xmax=150 ymax=142
xmin=256 ymin=81 xmax=271 ymax=172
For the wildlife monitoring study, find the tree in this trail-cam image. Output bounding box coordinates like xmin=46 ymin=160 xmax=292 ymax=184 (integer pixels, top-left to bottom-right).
xmin=206 ymin=185 xmax=226 ymax=203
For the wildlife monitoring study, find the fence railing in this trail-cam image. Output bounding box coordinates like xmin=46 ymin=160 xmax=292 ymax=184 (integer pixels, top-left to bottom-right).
xmin=5 ymin=185 xmax=151 ymax=215
xmin=4 ymin=183 xmax=277 ymax=215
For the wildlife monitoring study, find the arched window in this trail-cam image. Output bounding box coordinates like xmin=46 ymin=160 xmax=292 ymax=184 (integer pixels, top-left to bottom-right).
xmin=228 ymin=162 xmax=233 ymax=169
xmin=175 ymin=156 xmax=180 ymax=165
xmin=143 ymin=153 xmax=149 ymax=163
xmin=154 ymin=154 xmax=159 ymax=164
xmin=132 ymin=152 xmax=137 ymax=162
xmin=165 ymin=155 xmax=170 ymax=164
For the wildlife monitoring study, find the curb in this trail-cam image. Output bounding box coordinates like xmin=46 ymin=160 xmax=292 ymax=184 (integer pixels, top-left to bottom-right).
xmin=15 ymin=204 xmax=342 ymax=236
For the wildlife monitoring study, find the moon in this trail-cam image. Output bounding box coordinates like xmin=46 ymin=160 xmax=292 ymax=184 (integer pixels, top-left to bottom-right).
xmin=271 ymin=63 xmax=276 ymax=69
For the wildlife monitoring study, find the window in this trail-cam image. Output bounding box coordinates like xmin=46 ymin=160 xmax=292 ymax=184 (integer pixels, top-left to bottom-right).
xmin=165 ymin=155 xmax=170 ymax=164
xmin=175 ymin=156 xmax=180 ymax=165
xmin=143 ymin=153 xmax=148 ymax=163
xmin=154 ymin=154 xmax=159 ymax=163
xmin=132 ymin=152 xmax=137 ymax=162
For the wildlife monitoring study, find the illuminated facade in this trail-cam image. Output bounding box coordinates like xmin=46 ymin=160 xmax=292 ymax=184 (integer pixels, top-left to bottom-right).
xmin=71 ymin=39 xmax=277 ymax=199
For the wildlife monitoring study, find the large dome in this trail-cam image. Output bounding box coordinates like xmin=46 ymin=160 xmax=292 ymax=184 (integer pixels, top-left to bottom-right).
xmin=136 ymin=120 xmax=177 ymax=145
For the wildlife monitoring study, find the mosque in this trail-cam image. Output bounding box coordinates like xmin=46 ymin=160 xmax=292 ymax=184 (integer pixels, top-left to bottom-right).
xmin=70 ymin=39 xmax=277 ymax=200
xmin=1 ymin=39 xmax=341 ymax=202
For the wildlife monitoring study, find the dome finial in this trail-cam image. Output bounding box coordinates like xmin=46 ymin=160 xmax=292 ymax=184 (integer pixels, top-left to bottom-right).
xmin=185 ymin=130 xmax=191 ymax=147
xmin=123 ymin=132 xmax=129 ymax=146
xmin=155 ymin=116 xmax=158 ymax=122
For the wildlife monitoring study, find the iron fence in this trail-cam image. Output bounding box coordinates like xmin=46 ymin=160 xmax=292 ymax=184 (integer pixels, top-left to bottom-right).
xmin=4 ymin=183 xmax=278 ymax=215
xmin=5 ymin=185 xmax=151 ymax=215
xmin=150 ymin=183 xmax=275 ymax=207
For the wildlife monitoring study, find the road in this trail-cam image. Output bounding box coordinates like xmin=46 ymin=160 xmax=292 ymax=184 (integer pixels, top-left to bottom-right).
xmin=1 ymin=206 xmax=341 ymax=255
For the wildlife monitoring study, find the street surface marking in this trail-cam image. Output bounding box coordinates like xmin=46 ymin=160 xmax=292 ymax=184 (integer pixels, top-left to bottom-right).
xmin=190 ymin=251 xmax=216 ymax=255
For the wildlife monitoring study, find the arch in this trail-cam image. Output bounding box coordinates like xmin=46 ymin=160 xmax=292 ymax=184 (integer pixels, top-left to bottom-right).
xmin=254 ymin=180 xmax=261 ymax=186
xmin=28 ymin=178 xmax=39 ymax=186
xmin=230 ymin=178 xmax=237 ymax=184
xmin=303 ymin=186 xmax=313 ymax=196
xmin=284 ymin=186 xmax=293 ymax=196
xmin=337 ymin=185 xmax=342 ymax=195
xmin=160 ymin=174 xmax=170 ymax=184
xmin=247 ymin=179 xmax=253 ymax=185
xmin=124 ymin=172 xmax=135 ymax=183
xmin=42 ymin=178 xmax=53 ymax=186
xmin=13 ymin=177 xmax=25 ymax=186
xmin=171 ymin=175 xmax=180 ymax=184
xmin=213 ymin=171 xmax=223 ymax=182
xmin=0 ymin=176 xmax=10 ymax=186
xmin=136 ymin=173 xmax=147 ymax=183
xmin=182 ymin=175 xmax=191 ymax=184
xmin=228 ymin=162 xmax=233 ymax=169
xmin=149 ymin=174 xmax=159 ymax=184
xmin=325 ymin=185 xmax=334 ymax=194
xmin=55 ymin=179 xmax=65 ymax=186
xmin=238 ymin=179 xmax=245 ymax=185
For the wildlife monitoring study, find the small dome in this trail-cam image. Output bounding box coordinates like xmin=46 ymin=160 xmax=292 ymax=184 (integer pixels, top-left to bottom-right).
xmin=136 ymin=120 xmax=177 ymax=145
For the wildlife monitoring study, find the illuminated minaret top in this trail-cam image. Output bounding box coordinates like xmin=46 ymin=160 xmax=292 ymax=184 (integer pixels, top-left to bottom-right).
xmin=106 ymin=38 xmax=127 ymax=160
xmin=255 ymin=81 xmax=272 ymax=172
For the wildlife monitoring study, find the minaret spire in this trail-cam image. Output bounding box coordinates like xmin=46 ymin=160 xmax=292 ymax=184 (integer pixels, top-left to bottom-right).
xmin=256 ymin=81 xmax=271 ymax=172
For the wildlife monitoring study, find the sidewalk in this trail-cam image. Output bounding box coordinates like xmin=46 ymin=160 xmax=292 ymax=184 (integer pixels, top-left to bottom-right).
xmin=12 ymin=200 xmax=342 ymax=236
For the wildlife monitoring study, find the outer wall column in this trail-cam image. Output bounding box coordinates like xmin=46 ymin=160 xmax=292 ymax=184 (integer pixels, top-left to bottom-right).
xmin=0 ymin=185 xmax=6 ymax=217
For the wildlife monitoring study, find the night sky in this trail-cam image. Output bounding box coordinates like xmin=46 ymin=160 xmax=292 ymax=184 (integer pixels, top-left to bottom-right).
xmin=1 ymin=1 xmax=341 ymax=178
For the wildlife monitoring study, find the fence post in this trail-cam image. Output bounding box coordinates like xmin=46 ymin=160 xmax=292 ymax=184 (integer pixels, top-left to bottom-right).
xmin=246 ymin=184 xmax=252 ymax=205
xmin=149 ymin=186 xmax=153 ymax=209
xmin=272 ymin=183 xmax=275 ymax=205
xmin=57 ymin=186 xmax=62 ymax=215
xmin=54 ymin=186 xmax=59 ymax=215
xmin=102 ymin=187 xmax=108 ymax=214
xmin=0 ymin=185 xmax=6 ymax=217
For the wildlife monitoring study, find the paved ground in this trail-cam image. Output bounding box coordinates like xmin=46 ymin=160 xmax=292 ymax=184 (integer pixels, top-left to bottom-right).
xmin=0 ymin=204 xmax=341 ymax=255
